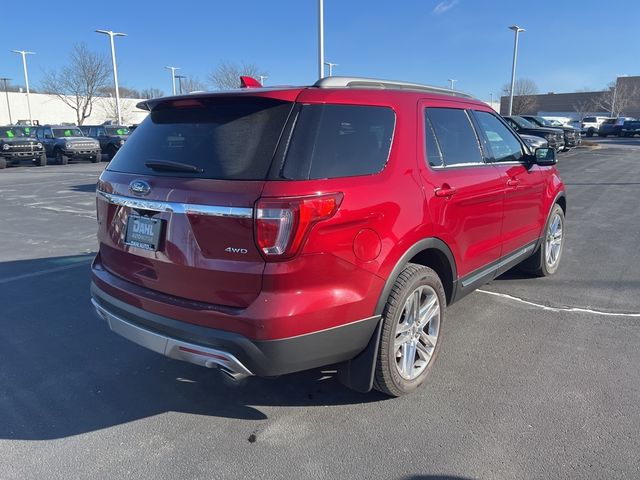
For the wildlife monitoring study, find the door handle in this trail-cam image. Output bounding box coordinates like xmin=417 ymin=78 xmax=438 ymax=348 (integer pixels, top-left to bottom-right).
xmin=507 ymin=178 xmax=519 ymax=187
xmin=434 ymin=185 xmax=457 ymax=197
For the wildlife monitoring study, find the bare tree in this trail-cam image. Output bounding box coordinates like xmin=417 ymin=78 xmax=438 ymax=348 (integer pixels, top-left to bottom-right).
xmin=1 ymin=81 xmax=37 ymax=93
xmin=40 ymin=43 xmax=111 ymax=125
xmin=501 ymin=78 xmax=539 ymax=115
xmin=99 ymin=85 xmax=142 ymax=99
xmin=208 ymin=61 xmax=266 ymax=90
xmin=592 ymin=80 xmax=640 ymax=117
xmin=140 ymin=87 xmax=164 ymax=99
xmin=572 ymin=98 xmax=595 ymax=120
xmin=99 ymin=95 xmax=134 ymax=124
xmin=179 ymin=76 xmax=207 ymax=93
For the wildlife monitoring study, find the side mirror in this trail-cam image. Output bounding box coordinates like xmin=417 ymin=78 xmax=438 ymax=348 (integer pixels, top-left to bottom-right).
xmin=534 ymin=147 xmax=557 ymax=166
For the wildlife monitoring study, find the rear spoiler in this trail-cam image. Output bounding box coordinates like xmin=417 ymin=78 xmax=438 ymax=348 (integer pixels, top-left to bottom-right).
xmin=137 ymin=76 xmax=265 ymax=111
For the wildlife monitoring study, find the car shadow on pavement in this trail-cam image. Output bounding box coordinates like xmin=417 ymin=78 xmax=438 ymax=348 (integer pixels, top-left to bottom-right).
xmin=0 ymin=255 xmax=388 ymax=441
xmin=69 ymin=183 xmax=97 ymax=193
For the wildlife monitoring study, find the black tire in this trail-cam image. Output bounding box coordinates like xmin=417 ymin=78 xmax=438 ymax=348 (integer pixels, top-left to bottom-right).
xmin=586 ymin=129 xmax=594 ymax=137
xmin=90 ymin=154 xmax=99 ymax=163
xmin=518 ymin=204 xmax=565 ymax=277
xmin=55 ymin=150 xmax=68 ymax=165
xmin=0 ymin=157 xmax=6 ymax=169
xmin=36 ymin=153 xmax=47 ymax=167
xmin=374 ymin=263 xmax=446 ymax=397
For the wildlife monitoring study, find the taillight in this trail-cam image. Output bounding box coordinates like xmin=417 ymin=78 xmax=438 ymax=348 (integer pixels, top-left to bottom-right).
xmin=255 ymin=193 xmax=343 ymax=260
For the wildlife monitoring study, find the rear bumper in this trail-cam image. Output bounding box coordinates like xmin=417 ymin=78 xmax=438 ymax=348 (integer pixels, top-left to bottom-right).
xmin=91 ymin=281 xmax=380 ymax=377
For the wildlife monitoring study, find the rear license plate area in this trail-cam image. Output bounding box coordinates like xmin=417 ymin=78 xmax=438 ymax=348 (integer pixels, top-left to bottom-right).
xmin=125 ymin=214 xmax=163 ymax=251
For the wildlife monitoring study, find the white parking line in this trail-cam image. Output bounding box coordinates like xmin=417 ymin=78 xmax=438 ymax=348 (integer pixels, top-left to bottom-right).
xmin=478 ymin=289 xmax=640 ymax=317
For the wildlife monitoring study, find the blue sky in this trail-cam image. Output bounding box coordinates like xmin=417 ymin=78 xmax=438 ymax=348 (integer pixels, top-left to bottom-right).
xmin=1 ymin=0 xmax=638 ymax=101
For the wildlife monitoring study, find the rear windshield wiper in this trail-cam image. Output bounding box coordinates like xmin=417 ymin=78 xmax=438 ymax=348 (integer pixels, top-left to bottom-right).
xmin=144 ymin=160 xmax=203 ymax=173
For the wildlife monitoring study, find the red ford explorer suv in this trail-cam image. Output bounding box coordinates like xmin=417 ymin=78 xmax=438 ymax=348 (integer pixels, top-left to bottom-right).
xmin=91 ymin=77 xmax=566 ymax=396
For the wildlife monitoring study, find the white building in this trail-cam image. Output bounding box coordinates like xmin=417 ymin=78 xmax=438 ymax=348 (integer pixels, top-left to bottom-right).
xmin=0 ymin=91 xmax=149 ymax=126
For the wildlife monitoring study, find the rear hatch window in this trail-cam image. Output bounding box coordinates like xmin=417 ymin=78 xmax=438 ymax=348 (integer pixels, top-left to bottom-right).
xmin=107 ymin=97 xmax=294 ymax=179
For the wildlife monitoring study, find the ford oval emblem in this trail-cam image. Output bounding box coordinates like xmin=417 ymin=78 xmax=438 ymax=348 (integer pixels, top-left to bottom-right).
xmin=129 ymin=179 xmax=151 ymax=196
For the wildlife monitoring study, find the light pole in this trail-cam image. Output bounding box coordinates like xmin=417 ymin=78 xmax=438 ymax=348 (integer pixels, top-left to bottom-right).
xmin=165 ymin=66 xmax=180 ymax=95
xmin=11 ymin=50 xmax=35 ymax=124
xmin=95 ymin=29 xmax=127 ymax=125
xmin=448 ymin=79 xmax=457 ymax=90
xmin=507 ymin=25 xmax=525 ymax=116
xmin=0 ymin=77 xmax=12 ymax=124
xmin=318 ymin=0 xmax=324 ymax=79
xmin=324 ymin=62 xmax=338 ymax=76
xmin=259 ymin=75 xmax=267 ymax=85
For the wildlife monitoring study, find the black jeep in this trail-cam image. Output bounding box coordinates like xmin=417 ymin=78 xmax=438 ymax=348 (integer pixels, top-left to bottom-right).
xmin=0 ymin=126 xmax=47 ymax=169
xmin=34 ymin=125 xmax=101 ymax=165
xmin=80 ymin=124 xmax=130 ymax=160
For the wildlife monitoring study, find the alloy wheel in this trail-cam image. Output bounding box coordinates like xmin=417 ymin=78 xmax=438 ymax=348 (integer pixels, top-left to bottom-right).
xmin=545 ymin=212 xmax=563 ymax=268
xmin=394 ymin=285 xmax=440 ymax=380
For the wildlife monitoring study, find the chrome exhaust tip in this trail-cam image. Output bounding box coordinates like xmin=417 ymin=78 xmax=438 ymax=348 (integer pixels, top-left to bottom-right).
xmin=217 ymin=365 xmax=250 ymax=381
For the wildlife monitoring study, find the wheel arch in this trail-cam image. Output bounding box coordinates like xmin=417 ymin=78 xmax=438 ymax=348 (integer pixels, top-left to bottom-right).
xmin=374 ymin=238 xmax=457 ymax=315
xmin=339 ymin=237 xmax=457 ymax=394
xmin=555 ymin=191 xmax=567 ymax=215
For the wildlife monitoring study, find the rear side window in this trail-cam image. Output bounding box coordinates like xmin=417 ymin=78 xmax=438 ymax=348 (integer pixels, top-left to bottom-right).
xmin=107 ymin=97 xmax=293 ymax=180
xmin=473 ymin=111 xmax=524 ymax=163
xmin=583 ymin=117 xmax=595 ymax=122
xmin=281 ymin=104 xmax=395 ymax=180
xmin=425 ymin=108 xmax=483 ymax=167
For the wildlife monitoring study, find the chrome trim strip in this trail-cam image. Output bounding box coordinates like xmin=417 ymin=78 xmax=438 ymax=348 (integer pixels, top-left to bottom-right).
xmin=96 ymin=190 xmax=253 ymax=218
xmin=461 ymin=244 xmax=535 ymax=287
xmin=91 ymin=299 xmax=254 ymax=377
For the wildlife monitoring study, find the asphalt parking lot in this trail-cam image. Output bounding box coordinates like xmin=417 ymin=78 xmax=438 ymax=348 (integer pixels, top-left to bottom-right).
xmin=1 ymin=139 xmax=639 ymax=479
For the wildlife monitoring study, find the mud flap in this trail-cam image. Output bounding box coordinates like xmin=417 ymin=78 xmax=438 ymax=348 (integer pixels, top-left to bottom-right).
xmin=336 ymin=319 xmax=382 ymax=393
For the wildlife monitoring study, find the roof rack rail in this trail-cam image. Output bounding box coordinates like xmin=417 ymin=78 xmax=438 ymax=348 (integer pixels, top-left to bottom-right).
xmin=313 ymin=76 xmax=475 ymax=99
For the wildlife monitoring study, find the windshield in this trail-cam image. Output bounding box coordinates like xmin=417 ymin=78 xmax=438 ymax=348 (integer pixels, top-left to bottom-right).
xmin=510 ymin=116 xmax=536 ymax=129
xmin=53 ymin=128 xmax=84 ymax=138
xmin=531 ymin=116 xmax=553 ymax=127
xmin=106 ymin=126 xmax=130 ymax=136
xmin=14 ymin=126 xmax=32 ymax=136
xmin=1 ymin=128 xmax=26 ymax=138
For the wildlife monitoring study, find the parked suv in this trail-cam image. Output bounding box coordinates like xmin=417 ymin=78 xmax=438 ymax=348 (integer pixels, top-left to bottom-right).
xmin=620 ymin=120 xmax=640 ymax=137
xmin=503 ymin=115 xmax=565 ymax=152
xmin=0 ymin=126 xmax=47 ymax=169
xmin=598 ymin=117 xmax=635 ymax=137
xmin=581 ymin=116 xmax=610 ymax=137
xmin=521 ymin=115 xmax=581 ymax=151
xmin=81 ymin=124 xmax=130 ymax=160
xmin=34 ymin=125 xmax=101 ymax=164
xmin=90 ymin=77 xmax=566 ymax=396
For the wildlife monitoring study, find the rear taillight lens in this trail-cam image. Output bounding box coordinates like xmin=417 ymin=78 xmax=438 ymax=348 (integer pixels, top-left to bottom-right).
xmin=255 ymin=193 xmax=343 ymax=260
